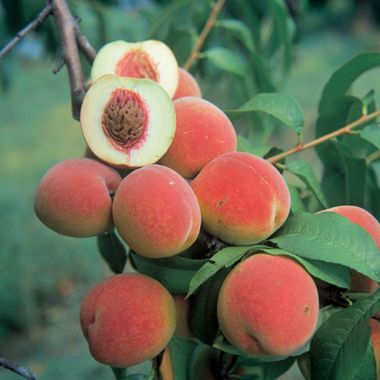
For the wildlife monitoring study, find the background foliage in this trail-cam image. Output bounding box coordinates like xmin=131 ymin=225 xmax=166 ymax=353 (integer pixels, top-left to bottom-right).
xmin=1 ymin=0 xmax=380 ymax=379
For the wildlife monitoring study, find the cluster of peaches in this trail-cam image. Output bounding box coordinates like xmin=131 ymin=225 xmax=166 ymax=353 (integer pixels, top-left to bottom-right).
xmin=33 ymin=39 xmax=380 ymax=376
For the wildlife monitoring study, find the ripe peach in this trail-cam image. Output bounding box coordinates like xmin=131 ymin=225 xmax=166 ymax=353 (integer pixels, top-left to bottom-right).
xmin=80 ymin=273 xmax=176 ymax=368
xmin=217 ymin=254 xmax=319 ymax=357
xmin=369 ymin=318 xmax=380 ymax=379
xmin=80 ymin=74 xmax=176 ymax=168
xmin=159 ymin=97 xmax=237 ymax=178
xmin=320 ymin=206 xmax=380 ymax=292
xmin=113 ymin=165 xmax=201 ymax=258
xmin=91 ymin=40 xmax=179 ymax=97
xmin=173 ymin=68 xmax=202 ymax=100
xmin=191 ymin=152 xmax=290 ymax=245
xmin=34 ymin=158 xmax=121 ymax=237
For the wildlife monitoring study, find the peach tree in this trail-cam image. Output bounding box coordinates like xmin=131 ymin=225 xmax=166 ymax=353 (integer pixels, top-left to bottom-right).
xmin=1 ymin=1 xmax=380 ymax=380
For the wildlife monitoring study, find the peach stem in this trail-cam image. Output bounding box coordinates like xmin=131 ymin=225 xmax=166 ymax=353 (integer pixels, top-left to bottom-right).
xmin=183 ymin=0 xmax=226 ymax=70
xmin=267 ymin=109 xmax=380 ymax=164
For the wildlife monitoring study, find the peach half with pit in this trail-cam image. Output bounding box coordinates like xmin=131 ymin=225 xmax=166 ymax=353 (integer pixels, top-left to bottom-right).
xmin=80 ymin=74 xmax=176 ymax=168
xmin=91 ymin=40 xmax=179 ymax=98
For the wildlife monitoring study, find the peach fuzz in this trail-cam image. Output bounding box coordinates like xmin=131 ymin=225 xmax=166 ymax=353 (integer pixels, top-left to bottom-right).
xmin=159 ymin=97 xmax=237 ymax=178
xmin=217 ymin=254 xmax=319 ymax=357
xmin=113 ymin=165 xmax=201 ymax=258
xmin=369 ymin=319 xmax=380 ymax=379
xmin=34 ymin=158 xmax=121 ymax=237
xmin=173 ymin=68 xmax=202 ymax=100
xmin=320 ymin=205 xmax=380 ymax=293
xmin=80 ymin=273 xmax=176 ymax=368
xmin=191 ymin=152 xmax=290 ymax=245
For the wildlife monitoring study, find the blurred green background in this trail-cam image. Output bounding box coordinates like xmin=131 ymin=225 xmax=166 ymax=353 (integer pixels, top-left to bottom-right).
xmin=1 ymin=0 xmax=380 ymax=379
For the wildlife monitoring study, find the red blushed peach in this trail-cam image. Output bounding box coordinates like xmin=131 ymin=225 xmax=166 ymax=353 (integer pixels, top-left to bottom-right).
xmin=34 ymin=158 xmax=121 ymax=237
xmin=159 ymin=97 xmax=237 ymax=178
xmin=173 ymin=68 xmax=202 ymax=100
xmin=191 ymin=152 xmax=290 ymax=245
xmin=320 ymin=206 xmax=380 ymax=293
xmin=217 ymin=254 xmax=319 ymax=357
xmin=113 ymin=165 xmax=201 ymax=258
xmin=369 ymin=319 xmax=380 ymax=379
xmin=80 ymin=273 xmax=176 ymax=368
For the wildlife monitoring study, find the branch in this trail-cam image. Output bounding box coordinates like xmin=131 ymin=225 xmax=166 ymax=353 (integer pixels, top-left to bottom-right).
xmin=183 ymin=0 xmax=226 ymax=70
xmin=267 ymin=110 xmax=380 ymax=164
xmin=0 ymin=357 xmax=36 ymax=380
xmin=51 ymin=0 xmax=86 ymax=120
xmin=75 ymin=25 xmax=96 ymax=63
xmin=0 ymin=2 xmax=52 ymax=59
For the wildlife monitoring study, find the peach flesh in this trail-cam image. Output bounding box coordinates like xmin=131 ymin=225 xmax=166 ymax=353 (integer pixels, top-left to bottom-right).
xmin=80 ymin=273 xmax=176 ymax=368
xmin=191 ymin=152 xmax=290 ymax=245
xmin=217 ymin=254 xmax=319 ymax=357
xmin=102 ymin=88 xmax=148 ymax=151
xmin=116 ymin=49 xmax=159 ymax=81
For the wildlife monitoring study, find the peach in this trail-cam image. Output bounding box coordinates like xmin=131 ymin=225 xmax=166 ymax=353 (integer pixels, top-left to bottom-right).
xmin=159 ymin=97 xmax=237 ymax=178
xmin=369 ymin=318 xmax=380 ymax=379
xmin=191 ymin=152 xmax=290 ymax=245
xmin=217 ymin=254 xmax=319 ymax=357
xmin=34 ymin=158 xmax=121 ymax=237
xmin=173 ymin=68 xmax=202 ymax=100
xmin=91 ymin=40 xmax=179 ymax=97
xmin=80 ymin=273 xmax=176 ymax=368
xmin=113 ymin=165 xmax=201 ymax=258
xmin=320 ymin=206 xmax=380 ymax=292
xmin=80 ymin=74 xmax=176 ymax=168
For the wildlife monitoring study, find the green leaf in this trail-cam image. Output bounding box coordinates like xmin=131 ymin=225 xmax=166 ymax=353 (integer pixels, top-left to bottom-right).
xmin=259 ymin=248 xmax=351 ymax=289
xmin=130 ymin=252 xmax=206 ymax=294
xmin=310 ymin=289 xmax=380 ymax=380
xmin=201 ymin=47 xmax=247 ymax=77
xmin=187 ymin=245 xmax=254 ymax=297
xmin=168 ymin=337 xmax=198 ymax=380
xmin=215 ymin=19 xmax=255 ymax=53
xmin=268 ymin=0 xmax=293 ymax=76
xmin=360 ymin=125 xmax=380 ymax=150
xmin=190 ymin=268 xmax=230 ymax=345
xmin=226 ymin=93 xmax=304 ymax=134
xmin=352 ymin=342 xmax=376 ymax=380
xmin=250 ymin=51 xmax=276 ymax=92
xmin=316 ymin=53 xmax=380 ymax=139
xmin=270 ymin=212 xmax=380 ymax=282
xmin=286 ymin=160 xmax=328 ymax=209
xmin=237 ymin=135 xmax=273 ymax=157
xmin=288 ymin=185 xmax=306 ymax=213
xmin=97 ymin=231 xmax=128 ymax=274
xmin=232 ymin=355 xmax=295 ymax=380
xmin=112 ymin=368 xmax=148 ymax=380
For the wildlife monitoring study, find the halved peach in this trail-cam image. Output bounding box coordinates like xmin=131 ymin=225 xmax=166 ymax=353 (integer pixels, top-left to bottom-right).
xmin=80 ymin=74 xmax=176 ymax=168
xmin=91 ymin=40 xmax=179 ymax=97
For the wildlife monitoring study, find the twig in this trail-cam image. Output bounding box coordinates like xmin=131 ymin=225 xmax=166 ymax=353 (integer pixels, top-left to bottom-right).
xmin=0 ymin=357 xmax=36 ymax=380
xmin=52 ymin=0 xmax=86 ymax=120
xmin=53 ymin=56 xmax=65 ymax=74
xmin=183 ymin=0 xmax=226 ymax=70
xmin=267 ymin=110 xmax=380 ymax=164
xmin=0 ymin=2 xmax=52 ymax=59
xmin=75 ymin=25 xmax=96 ymax=63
